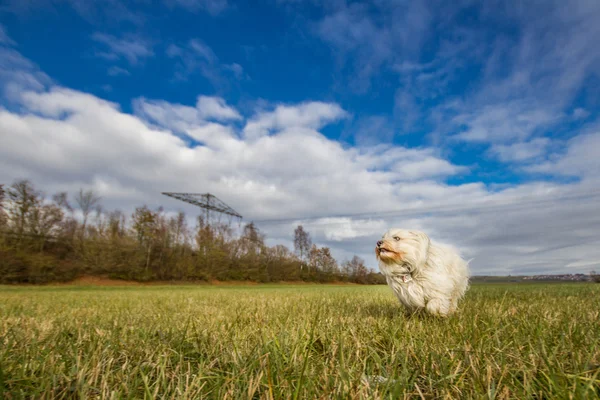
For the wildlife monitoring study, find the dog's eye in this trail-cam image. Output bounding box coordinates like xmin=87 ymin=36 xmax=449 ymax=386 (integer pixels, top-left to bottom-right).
xmin=393 ymin=236 xmax=400 ymax=241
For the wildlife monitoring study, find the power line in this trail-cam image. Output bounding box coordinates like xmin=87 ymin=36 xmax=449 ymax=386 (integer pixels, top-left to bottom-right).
xmin=249 ymin=189 xmax=600 ymax=226
xmin=161 ymin=192 xmax=242 ymax=225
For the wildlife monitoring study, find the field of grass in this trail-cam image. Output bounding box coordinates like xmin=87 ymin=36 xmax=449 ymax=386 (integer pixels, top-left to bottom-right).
xmin=1 ymin=283 xmax=599 ymax=399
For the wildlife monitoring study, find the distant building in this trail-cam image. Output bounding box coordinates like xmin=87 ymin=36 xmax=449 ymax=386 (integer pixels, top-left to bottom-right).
xmin=522 ymin=274 xmax=591 ymax=282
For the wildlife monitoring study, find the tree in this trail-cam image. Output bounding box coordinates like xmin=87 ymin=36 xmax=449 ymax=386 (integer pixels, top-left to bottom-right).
xmin=131 ymin=205 xmax=158 ymax=273
xmin=294 ymin=225 xmax=312 ymax=262
xmin=6 ymin=180 xmax=40 ymax=237
xmin=308 ymin=246 xmax=335 ymax=272
xmin=263 ymin=244 xmax=301 ymax=282
xmin=75 ymin=189 xmax=101 ymax=238
xmin=0 ymin=184 xmax=6 ymax=228
xmin=108 ymin=210 xmax=127 ymax=239
xmin=239 ymin=222 xmax=266 ymax=280
xmin=342 ymin=255 xmax=369 ymax=284
xmin=242 ymin=222 xmax=264 ymax=247
xmin=26 ymin=195 xmax=65 ymax=251
xmin=53 ymin=192 xmax=72 ymax=212
xmin=171 ymin=211 xmax=187 ymax=245
xmin=318 ymin=247 xmax=339 ymax=276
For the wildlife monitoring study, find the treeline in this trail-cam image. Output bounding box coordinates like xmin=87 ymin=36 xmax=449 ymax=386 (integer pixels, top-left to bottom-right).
xmin=0 ymin=180 xmax=385 ymax=285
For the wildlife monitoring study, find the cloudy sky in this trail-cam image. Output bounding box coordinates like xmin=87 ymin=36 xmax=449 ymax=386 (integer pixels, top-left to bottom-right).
xmin=1 ymin=0 xmax=600 ymax=275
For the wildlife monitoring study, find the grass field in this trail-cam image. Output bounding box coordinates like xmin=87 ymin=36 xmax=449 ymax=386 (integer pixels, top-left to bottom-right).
xmin=1 ymin=283 xmax=599 ymax=399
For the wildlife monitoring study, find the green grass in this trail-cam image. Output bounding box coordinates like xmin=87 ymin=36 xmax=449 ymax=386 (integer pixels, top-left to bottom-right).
xmin=1 ymin=283 xmax=599 ymax=399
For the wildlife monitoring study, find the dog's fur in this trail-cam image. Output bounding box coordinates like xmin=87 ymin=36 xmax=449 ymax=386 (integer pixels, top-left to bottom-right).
xmin=375 ymin=229 xmax=469 ymax=316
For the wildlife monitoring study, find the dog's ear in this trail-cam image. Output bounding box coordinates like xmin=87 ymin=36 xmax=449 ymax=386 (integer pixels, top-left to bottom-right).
xmin=409 ymin=230 xmax=430 ymax=270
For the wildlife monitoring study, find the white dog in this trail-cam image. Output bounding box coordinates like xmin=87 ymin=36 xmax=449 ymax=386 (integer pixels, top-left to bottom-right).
xmin=375 ymin=229 xmax=470 ymax=316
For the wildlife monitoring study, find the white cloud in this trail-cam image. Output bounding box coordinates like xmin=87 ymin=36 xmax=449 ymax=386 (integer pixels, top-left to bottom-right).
xmin=243 ymin=102 xmax=348 ymax=140
xmin=196 ymin=96 xmax=242 ymax=121
xmin=164 ymin=0 xmax=228 ymax=15
xmin=187 ymin=39 xmax=218 ymax=63
xmin=107 ymin=66 xmax=131 ymax=77
xmin=488 ymin=137 xmax=551 ymax=163
xmin=92 ymin=33 xmax=154 ymax=65
xmin=134 ymin=98 xmax=203 ymax=132
xmin=394 ymin=157 xmax=466 ymax=181
xmin=2 ymin=0 xmax=144 ymax=25
xmin=0 ymin=47 xmax=51 ymax=99
xmin=528 ymin=131 xmax=600 ymax=179
xmin=20 ymin=88 xmax=121 ymax=118
xmin=573 ymin=108 xmax=591 ymax=120
xmin=224 ymin=63 xmax=244 ymax=79
xmin=453 ymin=104 xmax=559 ymax=144
xmin=186 ymin=123 xmax=238 ymax=147
xmin=308 ymin=218 xmax=388 ymax=242
xmin=315 ymin=3 xmax=393 ymax=93
xmin=0 ymin=24 xmax=15 ymax=46
xmin=166 ymin=39 xmax=241 ymax=88
xmin=349 ymin=115 xmax=395 ymax=146
xmin=352 ymin=145 xmax=467 ymax=181
xmin=133 ymin=95 xmax=241 ymax=134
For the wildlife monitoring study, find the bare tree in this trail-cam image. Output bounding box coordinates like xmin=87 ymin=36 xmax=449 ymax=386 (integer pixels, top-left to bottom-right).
xmin=240 ymin=222 xmax=266 ymax=279
xmin=27 ymin=196 xmax=65 ymax=251
xmin=132 ymin=205 xmax=158 ymax=272
xmin=342 ymin=255 xmax=369 ymax=283
xmin=312 ymin=246 xmax=338 ymax=274
xmin=75 ymin=189 xmax=101 ymax=237
xmin=108 ymin=210 xmax=126 ymax=239
xmin=243 ymin=222 xmax=264 ymax=248
xmin=6 ymin=180 xmax=40 ymax=237
xmin=53 ymin=192 xmax=72 ymax=213
xmin=173 ymin=211 xmax=187 ymax=245
xmin=0 ymin=184 xmax=6 ymax=227
xmin=294 ymin=225 xmax=312 ymax=262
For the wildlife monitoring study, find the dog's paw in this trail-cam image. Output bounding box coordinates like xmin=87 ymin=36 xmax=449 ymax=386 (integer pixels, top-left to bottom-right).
xmin=425 ymin=298 xmax=451 ymax=317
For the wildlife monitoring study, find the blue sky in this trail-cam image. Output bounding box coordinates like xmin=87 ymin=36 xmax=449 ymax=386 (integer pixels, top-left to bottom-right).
xmin=1 ymin=0 xmax=600 ymax=274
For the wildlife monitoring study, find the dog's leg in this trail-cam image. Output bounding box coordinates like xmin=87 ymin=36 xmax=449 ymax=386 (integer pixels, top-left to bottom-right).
xmin=448 ymin=297 xmax=459 ymax=314
xmin=425 ymin=298 xmax=451 ymax=317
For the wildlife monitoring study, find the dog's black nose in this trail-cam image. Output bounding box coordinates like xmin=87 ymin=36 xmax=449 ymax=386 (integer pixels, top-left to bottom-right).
xmin=377 ymin=240 xmax=383 ymax=247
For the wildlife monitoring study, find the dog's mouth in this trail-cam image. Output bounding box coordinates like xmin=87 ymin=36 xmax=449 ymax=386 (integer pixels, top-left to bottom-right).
xmin=376 ymin=243 xmax=405 ymax=264
xmin=376 ymin=245 xmax=398 ymax=257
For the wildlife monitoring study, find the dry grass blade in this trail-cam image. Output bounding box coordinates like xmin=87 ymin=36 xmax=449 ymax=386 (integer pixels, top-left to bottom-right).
xmin=0 ymin=283 xmax=599 ymax=398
